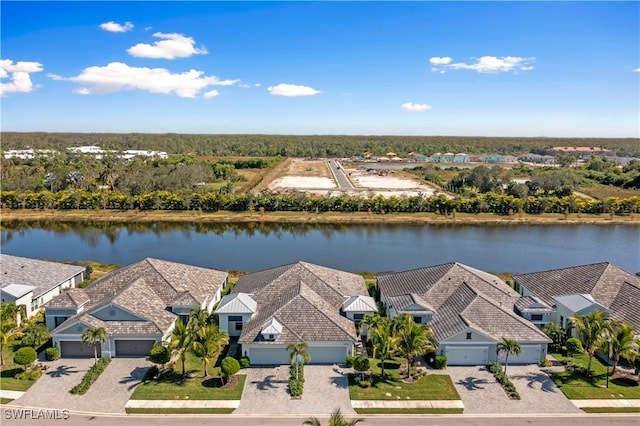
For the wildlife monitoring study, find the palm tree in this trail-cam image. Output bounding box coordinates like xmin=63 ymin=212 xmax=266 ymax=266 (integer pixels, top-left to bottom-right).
xmin=496 ymin=337 xmax=522 ymax=375
xmin=370 ymin=318 xmax=398 ymax=379
xmin=287 ymin=342 xmax=311 ymax=381
xmin=395 ymin=315 xmax=437 ymax=380
xmin=169 ymin=320 xmax=195 ymax=377
xmin=570 ymin=310 xmax=611 ymax=377
xmin=0 ymin=322 xmax=18 ymax=366
xmin=81 ymin=326 xmax=107 ymax=365
xmin=188 ymin=307 xmax=217 ymax=331
xmin=607 ymin=321 xmax=636 ymax=375
xmin=303 ymin=408 xmax=364 ymax=426
xmin=541 ymin=322 xmax=566 ymax=353
xmin=190 ymin=325 xmax=229 ymax=377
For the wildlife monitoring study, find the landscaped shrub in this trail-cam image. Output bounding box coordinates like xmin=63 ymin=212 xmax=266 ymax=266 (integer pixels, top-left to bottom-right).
xmin=143 ymin=365 xmax=160 ymax=382
xmin=345 ymin=355 xmax=356 ymax=368
xmin=14 ymin=347 xmax=37 ymax=371
xmin=487 ymin=362 xmax=520 ymax=400
xmin=434 ymin=355 xmax=447 ymax=369
xmin=148 ymin=344 xmax=171 ymax=366
xmin=289 ymin=362 xmax=305 ymax=382
xmin=70 ymin=357 xmax=110 ymax=395
xmin=221 ymin=356 xmax=240 ymax=384
xmin=288 ymin=378 xmax=303 ymax=397
xmin=45 ymin=347 xmax=59 ymax=361
xmin=566 ymin=337 xmax=583 ymax=356
xmin=239 ymin=357 xmax=250 ymax=368
xmin=540 ymin=358 xmax=553 ymax=367
xmin=16 ymin=369 xmax=43 ymax=380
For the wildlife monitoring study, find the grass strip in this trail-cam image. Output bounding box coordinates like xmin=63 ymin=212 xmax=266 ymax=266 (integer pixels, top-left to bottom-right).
xmin=0 ymin=398 xmax=15 ymax=404
xmin=354 ymin=408 xmax=463 ymax=414
xmin=125 ymin=407 xmax=235 ymax=414
xmin=581 ymin=407 xmax=640 ymax=413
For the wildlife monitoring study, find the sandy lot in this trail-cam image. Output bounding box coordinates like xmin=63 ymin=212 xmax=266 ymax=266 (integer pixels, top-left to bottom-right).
xmin=267 ymin=159 xmax=447 ymax=198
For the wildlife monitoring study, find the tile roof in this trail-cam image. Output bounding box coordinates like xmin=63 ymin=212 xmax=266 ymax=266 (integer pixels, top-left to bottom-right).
xmin=515 ymin=295 xmax=552 ymax=313
xmin=385 ymin=293 xmax=435 ymax=314
xmin=513 ymin=262 xmax=640 ymax=329
xmin=378 ymin=263 xmax=549 ymax=343
xmin=47 ymin=258 xmax=227 ymax=337
xmin=1 ymin=254 xmax=86 ymax=298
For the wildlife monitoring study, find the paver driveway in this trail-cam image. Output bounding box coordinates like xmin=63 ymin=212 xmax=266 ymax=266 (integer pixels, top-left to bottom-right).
xmin=13 ymin=358 xmax=150 ymax=414
xmin=234 ymin=365 xmax=353 ymax=415
xmin=446 ymin=364 xmax=581 ymax=414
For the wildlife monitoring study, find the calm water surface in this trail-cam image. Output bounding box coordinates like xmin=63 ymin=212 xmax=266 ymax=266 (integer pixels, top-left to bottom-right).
xmin=1 ymin=222 xmax=638 ymax=274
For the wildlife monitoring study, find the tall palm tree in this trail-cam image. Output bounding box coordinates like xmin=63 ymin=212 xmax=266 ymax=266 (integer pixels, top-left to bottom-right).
xmin=81 ymin=326 xmax=107 ymax=365
xmin=370 ymin=319 xmax=398 ymax=379
xmin=190 ymin=325 xmax=229 ymax=377
xmin=395 ymin=315 xmax=437 ymax=380
xmin=496 ymin=337 xmax=522 ymax=375
xmin=287 ymin=342 xmax=311 ymax=381
xmin=607 ymin=321 xmax=636 ymax=375
xmin=570 ymin=310 xmax=611 ymax=377
xmin=188 ymin=307 xmax=217 ymax=331
xmin=303 ymin=408 xmax=364 ymax=426
xmin=0 ymin=322 xmax=18 ymax=366
xmin=169 ymin=320 xmax=195 ymax=377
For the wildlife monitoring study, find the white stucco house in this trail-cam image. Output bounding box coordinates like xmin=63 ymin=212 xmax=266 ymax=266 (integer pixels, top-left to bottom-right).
xmin=1 ymin=254 xmax=87 ymax=322
xmin=513 ymin=262 xmax=640 ymax=332
xmin=378 ymin=262 xmax=551 ymax=366
xmin=44 ymin=258 xmax=227 ymax=358
xmin=216 ymin=261 xmax=377 ymax=365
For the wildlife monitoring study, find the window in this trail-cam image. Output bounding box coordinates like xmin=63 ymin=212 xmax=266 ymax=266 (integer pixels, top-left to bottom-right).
xmin=560 ymin=316 xmax=564 ymax=327
xmin=268 ymin=334 xmax=275 ymax=340
xmin=531 ymin=314 xmax=544 ymax=321
xmin=55 ymin=316 xmax=68 ymax=327
xmin=235 ymin=323 xmax=243 ymax=331
xmin=229 ymin=315 xmax=243 ymax=322
xmin=413 ymin=316 xmax=422 ymax=324
xmin=353 ymin=314 xmax=364 ymax=320
xmin=466 ymin=332 xmax=472 ymax=340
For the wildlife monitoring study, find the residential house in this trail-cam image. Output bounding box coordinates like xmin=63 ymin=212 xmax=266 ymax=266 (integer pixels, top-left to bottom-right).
xmin=513 ymin=262 xmax=640 ymax=332
xmin=377 ymin=262 xmax=551 ymax=365
xmin=431 ymin=153 xmax=456 ymax=163
xmin=1 ymin=254 xmax=87 ymax=320
xmin=44 ymin=258 xmax=227 ymax=358
xmin=216 ymin=261 xmax=377 ymax=365
xmin=519 ymin=154 xmax=555 ymax=165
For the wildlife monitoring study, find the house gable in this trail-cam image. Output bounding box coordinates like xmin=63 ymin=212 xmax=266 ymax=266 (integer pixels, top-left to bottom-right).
xmin=441 ymin=327 xmax=496 ymax=343
xmin=91 ymin=304 xmax=147 ymax=322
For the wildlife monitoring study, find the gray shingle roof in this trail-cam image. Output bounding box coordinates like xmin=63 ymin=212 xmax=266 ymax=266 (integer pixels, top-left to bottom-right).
xmin=513 ymin=262 xmax=640 ymax=329
xmin=1 ymin=254 xmax=86 ymax=298
xmin=385 ymin=293 xmax=435 ymax=314
xmin=515 ymin=295 xmax=552 ymax=313
xmin=45 ymin=288 xmax=90 ymax=309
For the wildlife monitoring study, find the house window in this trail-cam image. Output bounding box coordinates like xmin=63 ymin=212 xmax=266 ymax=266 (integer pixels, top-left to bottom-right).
xmin=466 ymin=332 xmax=472 ymax=340
xmin=353 ymin=314 xmax=364 ymax=321
xmin=235 ymin=323 xmax=243 ymax=331
xmin=54 ymin=316 xmax=68 ymax=327
xmin=268 ymin=334 xmax=275 ymax=340
xmin=413 ymin=316 xmax=422 ymax=324
xmin=229 ymin=315 xmax=243 ymax=322
xmin=531 ymin=314 xmax=543 ymax=321
xmin=560 ymin=316 xmax=564 ymax=327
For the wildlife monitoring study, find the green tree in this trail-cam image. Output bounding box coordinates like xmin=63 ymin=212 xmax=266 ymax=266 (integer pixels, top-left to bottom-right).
xmin=353 ymin=355 xmax=370 ymax=382
xmin=369 ymin=318 xmax=398 ymax=379
xmin=570 ymin=310 xmax=611 ymax=377
xmin=220 ymin=356 xmax=240 ymax=385
xmin=21 ymin=323 xmax=50 ymax=347
xmin=190 ymin=325 xmax=229 ymax=377
xmin=303 ymin=408 xmax=364 ymax=426
xmin=168 ymin=320 xmax=195 ymax=377
xmin=14 ymin=346 xmax=37 ymax=372
xmin=148 ymin=344 xmax=171 ymax=368
xmin=542 ymin=322 xmax=566 ymax=353
xmin=395 ymin=315 xmax=437 ymax=380
xmin=81 ymin=326 xmax=107 ymax=365
xmin=287 ymin=342 xmax=311 ymax=381
xmin=496 ymin=337 xmax=522 ymax=375
xmin=0 ymin=322 xmax=18 ymax=366
xmin=607 ymin=321 xmax=636 ymax=375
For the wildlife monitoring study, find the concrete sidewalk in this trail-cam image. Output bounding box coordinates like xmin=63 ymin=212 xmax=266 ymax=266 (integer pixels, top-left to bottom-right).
xmin=0 ymin=390 xmax=25 ymax=400
xmin=571 ymin=399 xmax=640 ymax=408
xmin=126 ymin=400 xmax=240 ymax=409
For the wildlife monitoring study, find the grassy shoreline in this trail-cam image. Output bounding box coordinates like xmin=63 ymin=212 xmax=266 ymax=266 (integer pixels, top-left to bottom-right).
xmin=1 ymin=209 xmax=638 ymax=226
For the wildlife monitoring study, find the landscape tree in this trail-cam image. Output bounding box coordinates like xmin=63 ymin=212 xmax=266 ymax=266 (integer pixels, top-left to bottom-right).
xmin=0 ymin=322 xmax=18 ymax=366
xmin=148 ymin=344 xmax=171 ymax=369
xmin=369 ymin=318 xmax=398 ymax=379
xmin=20 ymin=323 xmax=50 ymax=347
xmin=496 ymin=337 xmax=522 ymax=375
xmin=302 ymin=408 xmax=364 ymax=426
xmin=13 ymin=346 xmax=37 ymax=372
xmin=81 ymin=326 xmax=107 ymax=365
xmin=287 ymin=342 xmax=311 ymax=381
xmin=570 ymin=310 xmax=611 ymax=377
xmin=541 ymin=322 xmax=566 ymax=353
xmin=220 ymin=356 xmax=240 ymax=385
xmin=353 ymin=355 xmax=370 ymax=382
xmin=394 ymin=314 xmax=437 ymax=380
xmin=168 ymin=320 xmax=194 ymax=377
xmin=608 ymin=321 xmax=636 ymax=375
xmin=190 ymin=324 xmax=229 ymax=377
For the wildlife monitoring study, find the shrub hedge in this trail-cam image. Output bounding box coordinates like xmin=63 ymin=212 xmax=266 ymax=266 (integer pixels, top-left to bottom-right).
xmin=487 ymin=362 xmax=520 ymax=400
xmin=45 ymin=347 xmax=59 ymax=361
xmin=70 ymin=358 xmax=111 ymax=395
xmin=434 ymin=355 xmax=447 ymax=369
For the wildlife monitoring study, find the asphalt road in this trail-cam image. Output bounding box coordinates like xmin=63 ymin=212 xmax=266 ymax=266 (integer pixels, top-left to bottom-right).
xmin=327 ymin=159 xmax=355 ymax=190
xmin=2 ymin=411 xmax=638 ymax=426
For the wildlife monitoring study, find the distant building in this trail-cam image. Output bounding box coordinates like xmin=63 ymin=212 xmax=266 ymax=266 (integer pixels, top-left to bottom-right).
xmin=519 ymin=154 xmax=555 ymax=165
xmin=431 ymin=153 xmax=455 ymax=163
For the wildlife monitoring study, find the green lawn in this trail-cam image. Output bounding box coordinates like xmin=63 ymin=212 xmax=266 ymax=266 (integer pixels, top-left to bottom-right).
xmin=581 ymin=407 xmax=640 ymax=413
xmin=0 ymin=368 xmax=36 ymax=392
xmin=348 ymin=358 xmax=460 ymax=401
xmin=355 ymin=408 xmax=463 ymax=414
xmin=126 ymin=408 xmax=235 ymax=414
xmin=0 ymin=398 xmax=15 ymax=404
xmin=549 ymin=352 xmax=640 ymax=399
xmin=130 ymin=352 xmax=245 ymax=400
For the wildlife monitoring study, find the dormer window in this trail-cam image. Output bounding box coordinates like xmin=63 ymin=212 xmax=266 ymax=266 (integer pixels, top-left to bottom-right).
xmin=261 ymin=318 xmax=283 ymax=342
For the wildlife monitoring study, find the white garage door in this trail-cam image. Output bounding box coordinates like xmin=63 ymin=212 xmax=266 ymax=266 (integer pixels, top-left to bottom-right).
xmin=307 ymin=346 xmax=347 ymax=364
xmin=507 ymin=345 xmax=541 ymax=364
xmin=248 ymin=347 xmax=290 ymax=365
xmin=445 ymin=346 xmax=489 ymax=365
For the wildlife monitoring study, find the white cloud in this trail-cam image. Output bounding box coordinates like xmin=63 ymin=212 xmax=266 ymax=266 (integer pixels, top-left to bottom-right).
xmin=429 ymin=56 xmax=452 ymax=65
xmin=127 ymin=33 xmax=207 ymax=59
xmin=431 ymin=56 xmax=535 ymax=73
xmin=100 ymin=21 xmax=134 ymax=33
xmin=203 ymin=90 xmax=220 ymax=99
xmin=402 ymin=102 xmax=432 ymax=112
xmin=254 ymin=83 xmax=261 ymax=87
xmin=64 ymin=62 xmax=238 ymax=98
xmin=0 ymin=59 xmax=43 ymax=97
xmin=238 ymin=83 xmax=250 ymax=88
xmin=634 ymin=68 xmax=640 ymax=72
xmin=267 ymin=83 xmax=321 ymax=97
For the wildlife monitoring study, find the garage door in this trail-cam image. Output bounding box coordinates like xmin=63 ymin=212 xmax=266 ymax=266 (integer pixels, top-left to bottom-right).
xmin=445 ymin=346 xmax=489 ymax=365
xmin=115 ymin=340 xmax=156 ymax=357
xmin=307 ymin=346 xmax=347 ymax=364
xmin=248 ymin=347 xmax=290 ymax=365
xmin=507 ymin=345 xmax=541 ymax=364
xmin=60 ymin=341 xmax=100 ymax=358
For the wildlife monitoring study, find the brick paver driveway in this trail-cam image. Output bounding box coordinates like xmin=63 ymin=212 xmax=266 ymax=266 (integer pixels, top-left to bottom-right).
xmin=13 ymin=358 xmax=149 ymax=414
xmin=446 ymin=364 xmax=580 ymax=414
xmin=235 ymin=365 xmax=353 ymax=415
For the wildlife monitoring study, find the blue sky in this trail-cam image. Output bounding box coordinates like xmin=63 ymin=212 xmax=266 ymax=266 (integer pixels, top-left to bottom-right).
xmin=1 ymin=1 xmax=639 ymax=137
